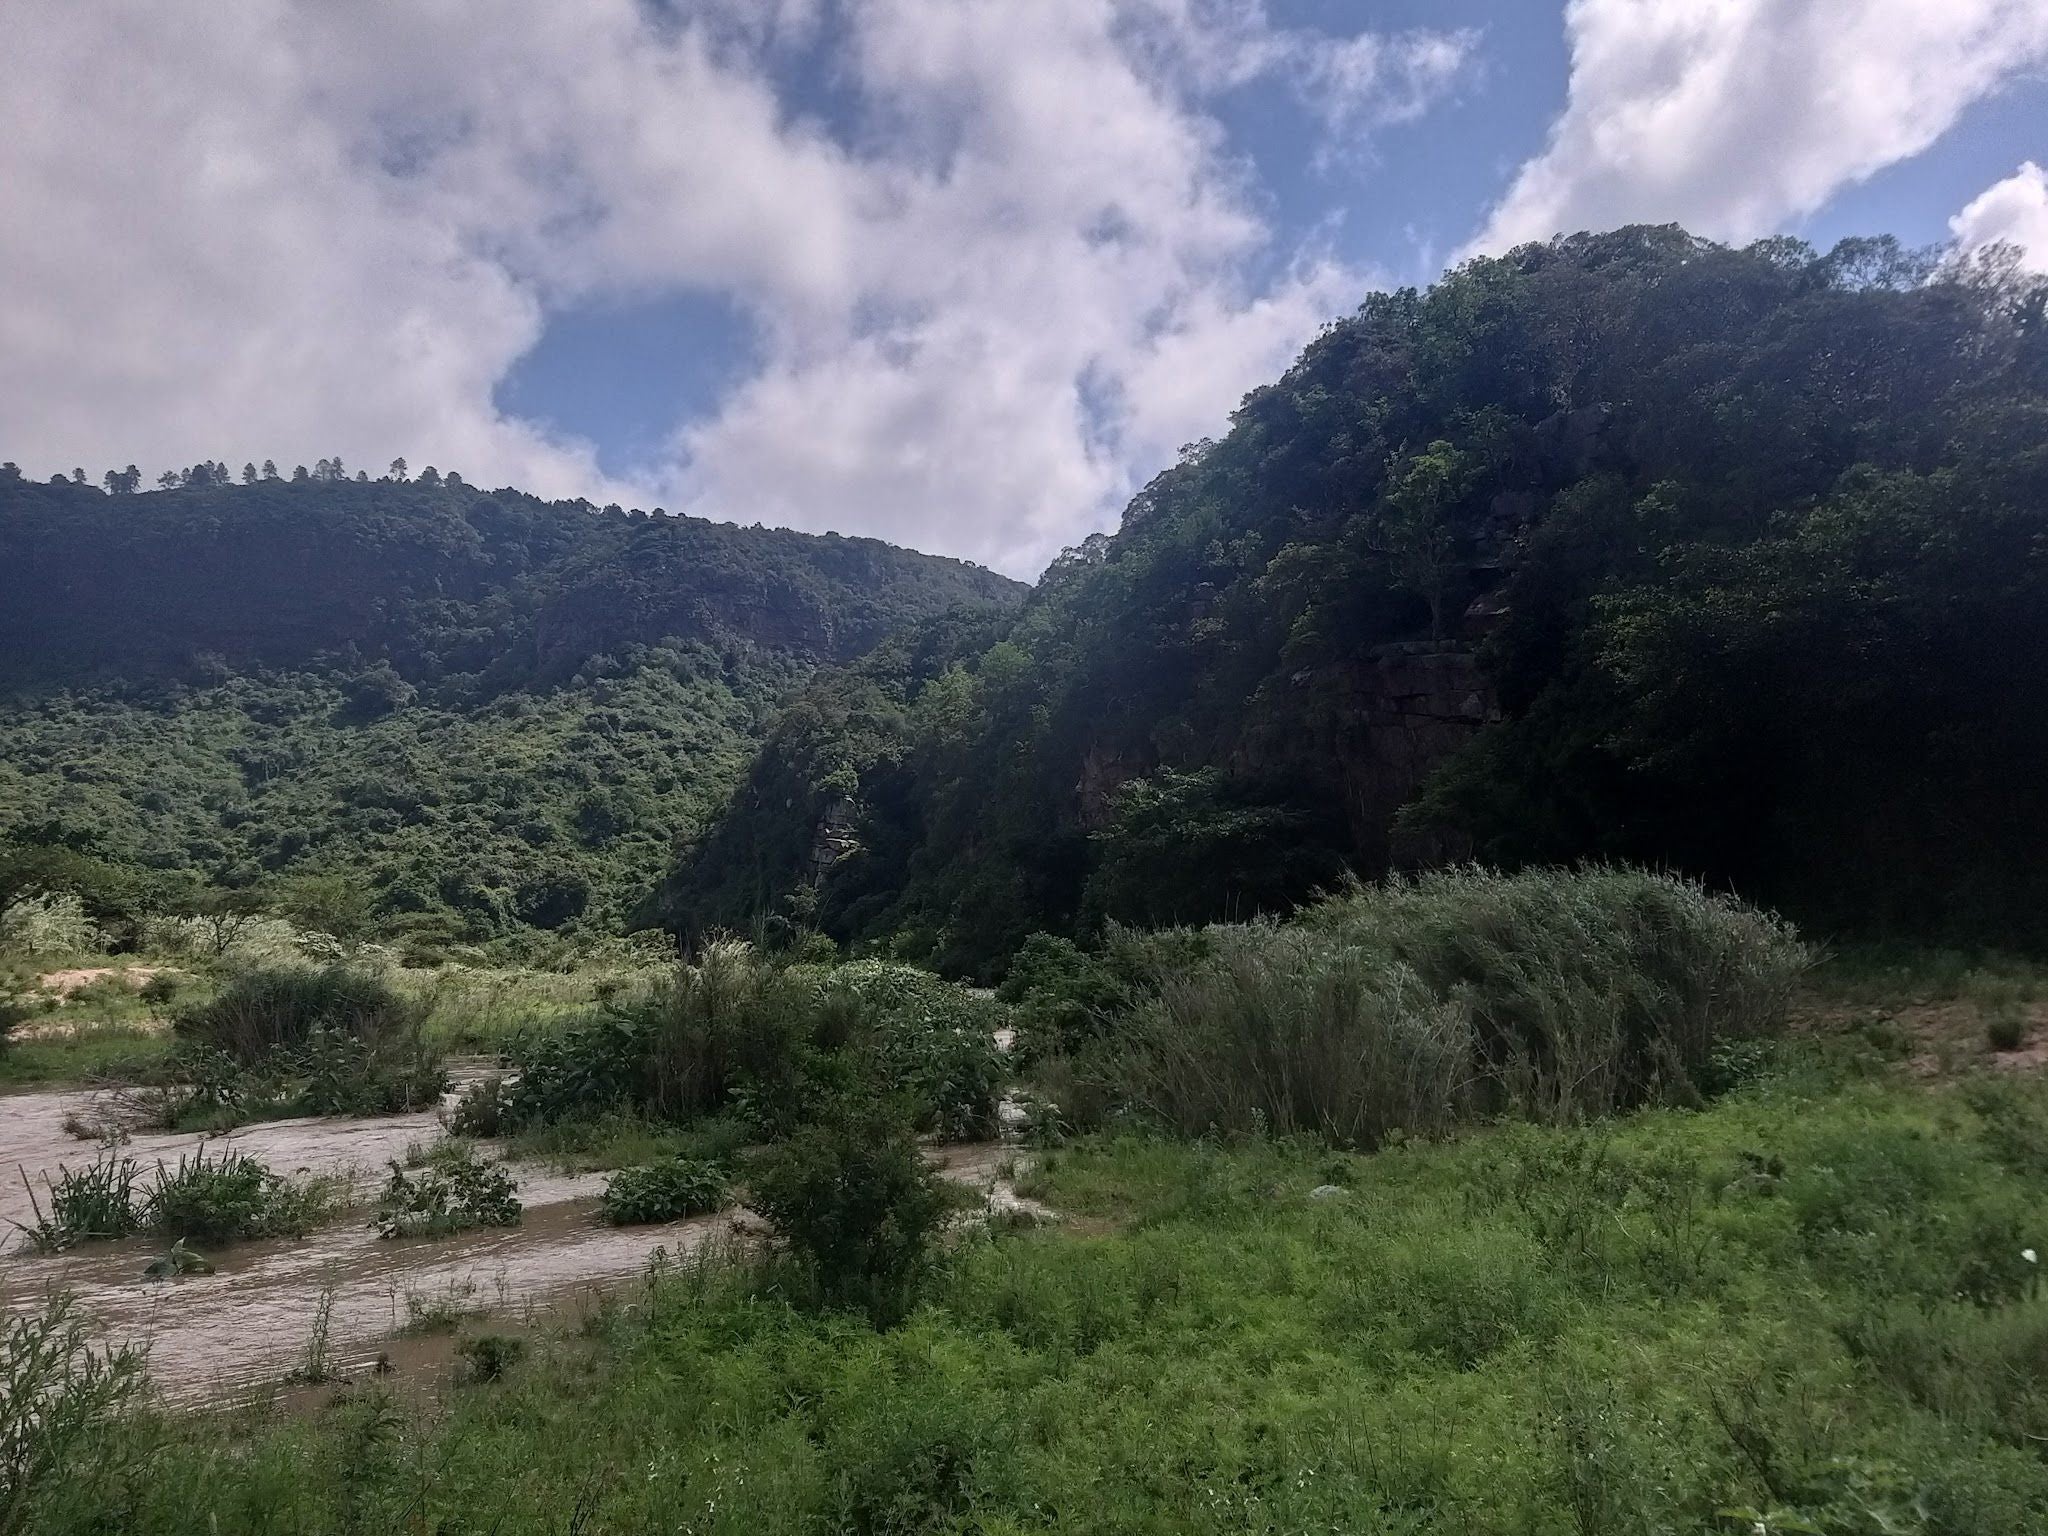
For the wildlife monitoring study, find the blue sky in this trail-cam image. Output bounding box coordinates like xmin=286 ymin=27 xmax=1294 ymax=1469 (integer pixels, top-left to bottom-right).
xmin=5 ymin=1 xmax=2046 ymax=575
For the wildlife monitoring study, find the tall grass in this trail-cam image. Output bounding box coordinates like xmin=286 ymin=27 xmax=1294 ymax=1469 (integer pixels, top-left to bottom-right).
xmin=1119 ymin=932 xmax=1471 ymax=1147
xmin=1107 ymin=866 xmax=1808 ymax=1148
xmin=1 ymin=1297 xmax=143 ymax=1532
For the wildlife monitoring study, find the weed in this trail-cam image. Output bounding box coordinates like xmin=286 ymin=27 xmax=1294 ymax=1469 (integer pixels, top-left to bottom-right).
xmin=141 ymin=1146 xmax=335 ymax=1244
xmin=447 ymin=1073 xmax=512 ymax=1137
xmin=293 ymin=1276 xmax=338 ymax=1384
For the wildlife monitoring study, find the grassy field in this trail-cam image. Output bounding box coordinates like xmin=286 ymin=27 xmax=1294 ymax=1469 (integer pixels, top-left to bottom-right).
xmin=23 ymin=1032 xmax=2048 ymax=1535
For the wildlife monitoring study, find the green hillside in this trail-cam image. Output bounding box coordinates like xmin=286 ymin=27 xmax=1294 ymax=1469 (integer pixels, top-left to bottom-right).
xmin=663 ymin=228 xmax=2048 ymax=975
xmin=0 ymin=474 xmax=1019 ymax=955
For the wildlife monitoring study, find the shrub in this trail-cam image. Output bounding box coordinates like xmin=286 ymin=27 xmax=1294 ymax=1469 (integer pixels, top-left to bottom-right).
xmin=137 ymin=971 xmax=184 ymax=1008
xmin=599 ymin=1158 xmax=731 ymax=1225
xmin=1107 ymin=867 xmax=1808 ymax=1148
xmin=750 ymin=1091 xmax=949 ymax=1326
xmin=506 ymin=944 xmax=1000 ymax=1141
xmin=821 ymin=961 xmax=1005 ymax=1140
xmin=1 ymin=1296 xmax=144 ymax=1532
xmin=174 ymin=964 xmax=416 ymax=1064
xmin=1325 ymin=866 xmax=1809 ymax=1115
xmin=0 ymin=892 xmax=102 ymax=956
xmin=1117 ymin=929 xmax=1472 ymax=1148
xmin=288 ymin=1024 xmax=446 ymax=1116
xmin=1987 ymin=1014 xmax=2028 ymax=1052
xmin=448 ymin=1073 xmax=513 ymax=1137
xmin=374 ymin=1144 xmax=521 ymax=1238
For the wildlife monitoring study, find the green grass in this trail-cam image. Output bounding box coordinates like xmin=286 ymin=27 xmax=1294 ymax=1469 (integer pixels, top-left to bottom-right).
xmin=0 ymin=1024 xmax=171 ymax=1087
xmin=501 ymin=1109 xmax=753 ymax=1174
xmin=29 ymin=1039 xmax=2048 ymax=1534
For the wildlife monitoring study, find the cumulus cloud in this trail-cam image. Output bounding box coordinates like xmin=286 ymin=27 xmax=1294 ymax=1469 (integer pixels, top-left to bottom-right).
xmin=1951 ymin=162 xmax=2048 ymax=269
xmin=0 ymin=0 xmax=1471 ymax=574
xmin=1470 ymin=0 xmax=2048 ymax=255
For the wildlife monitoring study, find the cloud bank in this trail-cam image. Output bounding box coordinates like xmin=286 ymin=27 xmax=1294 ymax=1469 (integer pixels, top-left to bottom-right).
xmin=1470 ymin=0 xmax=2048 ymax=255
xmin=1952 ymin=162 xmax=2048 ymax=269
xmin=0 ymin=0 xmax=1473 ymax=574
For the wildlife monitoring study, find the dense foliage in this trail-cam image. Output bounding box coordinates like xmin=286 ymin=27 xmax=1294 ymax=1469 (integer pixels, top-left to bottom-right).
xmin=0 ymin=475 xmax=1018 ymax=951
xmin=665 ymin=229 xmax=2048 ymax=974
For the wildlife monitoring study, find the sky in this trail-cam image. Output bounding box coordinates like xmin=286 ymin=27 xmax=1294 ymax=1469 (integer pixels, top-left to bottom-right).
xmin=3 ymin=1 xmax=2045 ymax=578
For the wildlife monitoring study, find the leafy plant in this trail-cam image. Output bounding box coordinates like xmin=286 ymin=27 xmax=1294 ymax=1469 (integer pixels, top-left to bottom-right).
xmin=458 ymin=1334 xmax=526 ymax=1384
xmin=599 ymin=1158 xmax=731 ymax=1226
xmin=374 ymin=1143 xmax=521 ymax=1238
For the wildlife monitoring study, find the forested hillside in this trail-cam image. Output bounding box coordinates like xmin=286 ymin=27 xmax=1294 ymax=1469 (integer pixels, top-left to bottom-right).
xmin=663 ymin=227 xmax=2048 ymax=976
xmin=0 ymin=473 xmax=1018 ymax=955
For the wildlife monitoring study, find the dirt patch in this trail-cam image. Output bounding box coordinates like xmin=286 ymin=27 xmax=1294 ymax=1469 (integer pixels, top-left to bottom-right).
xmin=1794 ymin=996 xmax=2048 ymax=1076
xmin=36 ymin=966 xmax=169 ymax=995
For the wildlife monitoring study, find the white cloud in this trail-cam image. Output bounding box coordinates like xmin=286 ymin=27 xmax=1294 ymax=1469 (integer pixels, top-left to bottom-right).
xmin=1470 ymin=0 xmax=2048 ymax=255
xmin=1952 ymin=161 xmax=2048 ymax=269
xmin=0 ymin=0 xmax=1471 ymax=574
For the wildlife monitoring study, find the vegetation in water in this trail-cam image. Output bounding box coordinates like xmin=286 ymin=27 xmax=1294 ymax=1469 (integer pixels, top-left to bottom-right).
xmin=598 ymin=1158 xmax=732 ymax=1226
xmin=13 ymin=1147 xmax=337 ymax=1253
xmin=373 ymin=1142 xmax=522 ymax=1238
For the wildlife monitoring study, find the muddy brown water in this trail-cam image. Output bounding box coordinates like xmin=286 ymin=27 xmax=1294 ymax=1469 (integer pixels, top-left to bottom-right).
xmin=0 ymin=1076 xmax=1035 ymax=1405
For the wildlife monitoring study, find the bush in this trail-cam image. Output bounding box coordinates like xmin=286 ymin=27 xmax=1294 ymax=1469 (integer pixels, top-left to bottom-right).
xmin=819 ymin=961 xmax=1004 ymax=1140
xmin=141 ymin=1146 xmax=332 ymax=1244
xmin=504 ymin=943 xmax=1001 ymax=1142
xmin=1108 ymin=867 xmax=1808 ymax=1149
xmin=599 ymin=1158 xmax=731 ymax=1225
xmin=174 ymin=964 xmax=416 ymax=1063
xmin=750 ymin=1091 xmax=949 ymax=1326
xmin=458 ymin=1333 xmax=526 ymax=1384
xmin=137 ymin=971 xmax=183 ymax=1008
xmin=1118 ymin=929 xmax=1472 ymax=1148
xmin=374 ymin=1144 xmax=521 ymax=1238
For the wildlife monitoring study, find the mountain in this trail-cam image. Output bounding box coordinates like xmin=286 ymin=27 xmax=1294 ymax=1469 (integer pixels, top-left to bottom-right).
xmin=0 ymin=474 xmax=1020 ymax=955
xmin=661 ymin=227 xmax=2048 ymax=976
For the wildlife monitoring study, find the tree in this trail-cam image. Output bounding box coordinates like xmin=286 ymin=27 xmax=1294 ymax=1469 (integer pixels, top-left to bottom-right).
xmin=241 ymin=463 xmax=257 ymax=485
xmin=417 ymin=466 xmax=441 ymax=488
xmin=290 ymin=464 xmax=309 ymax=482
xmin=261 ymin=459 xmax=279 ymax=480
xmin=70 ymin=469 xmax=86 ymax=485
xmin=102 ymin=466 xmax=140 ymax=494
xmin=1370 ymin=440 xmax=1475 ymax=643
xmin=388 ymin=458 xmax=408 ymax=482
xmin=156 ymin=470 xmax=180 ymax=489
